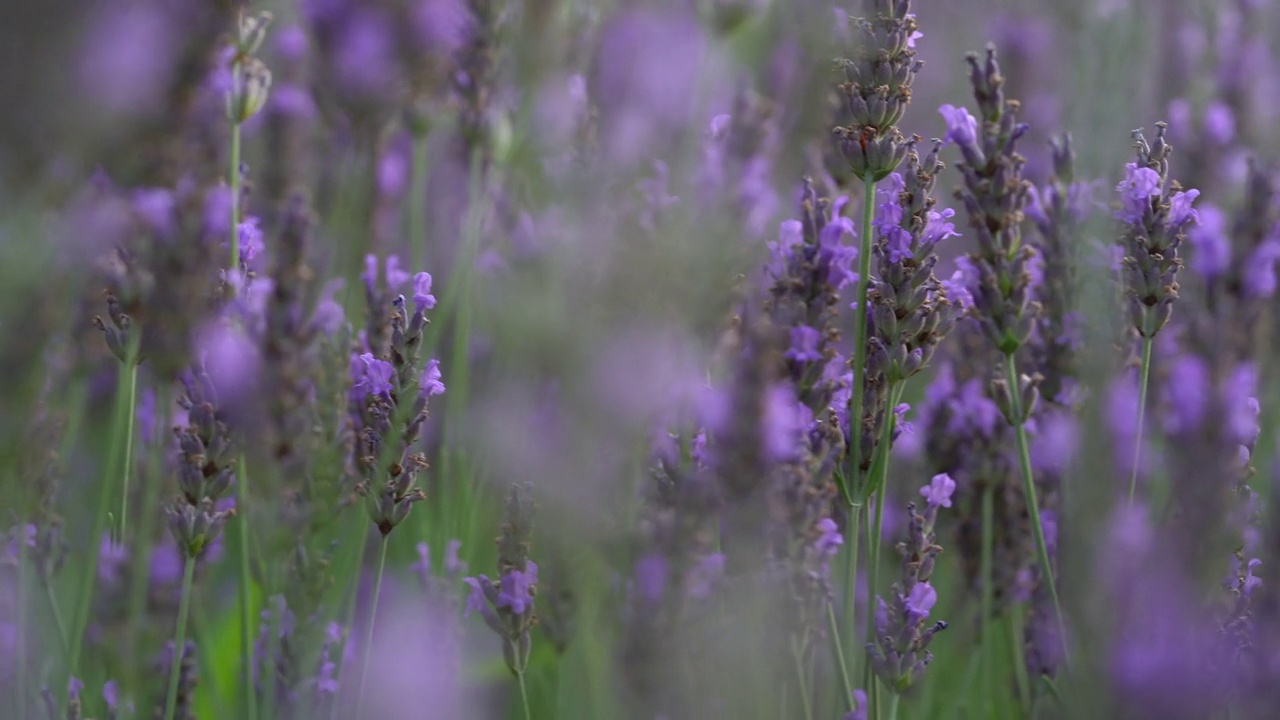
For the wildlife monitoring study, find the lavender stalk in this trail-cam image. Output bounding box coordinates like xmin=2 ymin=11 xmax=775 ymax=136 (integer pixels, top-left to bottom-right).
xmin=161 ymin=558 xmax=196 ymax=720
xmin=353 ymin=537 xmax=389 ymax=720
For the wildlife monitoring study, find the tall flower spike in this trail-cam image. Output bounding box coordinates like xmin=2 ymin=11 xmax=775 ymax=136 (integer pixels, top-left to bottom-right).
xmin=833 ymin=0 xmax=923 ymax=181
xmin=1117 ymin=122 xmax=1198 ymax=339
xmin=867 ymin=475 xmax=953 ymax=692
xmin=463 ymin=483 xmax=538 ymax=676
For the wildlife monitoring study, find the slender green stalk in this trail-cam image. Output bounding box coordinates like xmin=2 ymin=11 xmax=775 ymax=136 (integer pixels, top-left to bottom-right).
xmin=843 ymin=174 xmax=879 ymax=504
xmin=236 ymin=454 xmax=259 ymax=720
xmin=162 ymin=557 xmax=197 ymax=720
xmin=865 ymin=383 xmax=904 ymax=646
xmin=862 ymin=383 xmax=902 ymax=717
xmin=1009 ymin=605 xmax=1032 ymax=713
xmin=1004 ymin=354 xmax=1069 ymax=664
xmin=127 ymin=413 xmax=166 ymax=697
xmin=885 ymin=692 xmax=900 ymax=720
xmin=354 ymin=536 xmax=390 ymax=719
xmin=409 ymin=132 xmax=430 ymax=273
xmin=229 ymin=119 xmax=243 ymax=272
xmin=70 ymin=361 xmax=131 ymax=670
xmin=790 ymin=641 xmax=815 ymax=720
xmin=117 ymin=361 xmax=139 ymax=543
xmin=517 ymin=669 xmax=535 ymax=720
xmin=840 ymin=500 xmax=862 ymax=701
xmin=826 ymin=602 xmax=856 ymax=711
xmin=1127 ymin=336 xmax=1154 ymax=504
xmin=980 ymin=483 xmax=995 ymax=717
xmin=40 ymin=574 xmax=71 ymax=663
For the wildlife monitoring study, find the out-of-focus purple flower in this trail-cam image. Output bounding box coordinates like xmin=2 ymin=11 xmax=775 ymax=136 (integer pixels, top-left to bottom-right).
xmin=419 ymin=359 xmax=446 ymax=398
xmin=133 ymin=188 xmax=176 ymax=235
xmin=635 ymin=554 xmax=668 ymax=603
xmin=68 ymin=676 xmax=85 ymax=700
xmin=412 ymin=272 xmax=437 ymax=309
xmin=1162 ymin=354 xmax=1210 ymax=434
xmin=98 ymin=533 xmax=129 ymax=584
xmin=198 ymin=321 xmax=262 ymax=406
xmin=938 ymin=104 xmax=978 ymax=147
xmin=237 ymin=217 xmax=265 ymax=264
xmin=444 ymin=540 xmax=466 ymax=576
xmin=1244 ymin=238 xmax=1280 ymax=298
xmin=1031 ymin=409 xmax=1079 ymax=475
xmin=78 ymin=5 xmax=176 ymax=116
xmin=204 ymin=186 xmax=233 ymax=240
xmin=1203 ymin=100 xmax=1235 ymax=145
xmin=762 ymin=384 xmax=810 ymax=462
xmin=843 ymin=690 xmax=870 ymax=720
xmin=1188 ymin=204 xmax=1231 ymax=279
xmin=378 ymin=146 xmax=409 ymax=197
xmin=462 ymin=576 xmax=488 ymax=617
xmin=945 ymin=379 xmax=1001 ymax=439
xmin=919 ymin=473 xmax=956 ymax=509
xmin=412 ymin=542 xmax=431 ymax=579
xmin=785 ymin=326 xmax=823 ymax=363
xmin=1115 ymin=163 xmax=1161 ymax=223
xmin=352 ymin=353 xmax=395 ymax=398
xmin=363 ymin=254 xmax=412 ymax=292
xmin=814 ymin=518 xmax=843 ymax=561
xmin=497 ymin=561 xmax=539 ymax=615
xmin=103 ymin=680 xmax=119 ymax=710
xmin=334 ymin=9 xmax=397 ymax=98
xmin=314 ymin=279 xmax=346 ymax=335
xmin=687 ymin=553 xmax=725 ymax=599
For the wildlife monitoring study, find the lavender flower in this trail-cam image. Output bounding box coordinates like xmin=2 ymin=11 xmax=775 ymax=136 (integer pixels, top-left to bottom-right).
xmin=867 ymin=475 xmax=952 ymax=692
xmin=463 ymin=483 xmax=538 ymax=675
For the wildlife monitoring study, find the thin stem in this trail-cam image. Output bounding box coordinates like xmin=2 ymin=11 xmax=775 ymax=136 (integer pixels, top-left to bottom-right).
xmin=1009 ymin=605 xmax=1033 ymax=714
xmin=162 ymin=556 xmax=196 ymax=720
xmin=409 ymin=131 xmax=430 ymax=273
xmin=884 ymin=692 xmax=900 ymax=720
xmin=229 ymin=119 xmax=243 ymax=273
xmin=40 ymin=574 xmax=71 ymax=664
xmin=790 ymin=641 xmax=815 ymax=720
xmin=127 ymin=410 xmax=167 ymax=698
xmin=236 ymin=454 xmax=258 ymax=720
xmin=841 ymin=502 xmax=862 ymax=699
xmin=517 ymin=669 xmax=534 ymax=720
xmin=826 ymin=601 xmax=856 ymax=712
xmin=117 ymin=361 xmax=139 ymax=543
xmin=354 ymin=536 xmax=389 ymax=719
xmin=71 ymin=361 xmax=130 ymax=671
xmin=1128 ymin=335 xmax=1154 ymax=504
xmin=980 ymin=482 xmax=995 ymax=717
xmin=865 ymin=383 xmax=903 ymax=659
xmin=843 ymin=174 xmax=878 ymax=505
xmin=1005 ymin=354 xmax=1070 ymax=665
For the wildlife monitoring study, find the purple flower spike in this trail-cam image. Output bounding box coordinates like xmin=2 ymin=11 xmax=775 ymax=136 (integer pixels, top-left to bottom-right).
xmin=1115 ymin=163 xmax=1162 ymax=223
xmin=496 ymin=561 xmax=539 ymax=615
xmin=238 ymin=217 xmax=264 ymax=263
xmin=785 ymin=326 xmax=823 ymax=363
xmin=419 ymin=359 xmax=446 ymax=398
xmin=412 ymin=272 xmax=437 ymax=309
xmin=905 ymin=582 xmax=938 ymax=620
xmin=103 ymin=680 xmax=119 ymax=709
xmin=939 ymin=104 xmax=977 ymax=148
xmin=919 ymin=473 xmax=956 ymax=509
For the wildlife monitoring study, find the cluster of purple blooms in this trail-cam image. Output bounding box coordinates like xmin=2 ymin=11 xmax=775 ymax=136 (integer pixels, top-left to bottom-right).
xmin=10 ymin=1 xmax=1280 ymax=719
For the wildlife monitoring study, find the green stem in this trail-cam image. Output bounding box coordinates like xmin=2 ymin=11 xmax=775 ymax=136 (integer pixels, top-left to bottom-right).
xmin=826 ymin=601 xmax=856 ymax=712
xmin=1004 ymin=354 xmax=1069 ymax=664
xmin=517 ymin=669 xmax=534 ymax=720
xmin=70 ymin=361 xmax=131 ymax=671
xmin=354 ymin=536 xmax=389 ymax=719
xmin=1127 ymin=336 xmax=1154 ymax=504
xmin=40 ymin=573 xmax=71 ymax=664
xmin=117 ymin=361 xmax=139 ymax=543
xmin=843 ymin=174 xmax=879 ymax=505
xmin=127 ymin=411 xmax=166 ymax=699
xmin=1009 ymin=605 xmax=1032 ymax=714
xmin=865 ymin=383 xmax=903 ymax=664
xmin=884 ymin=692 xmax=900 ymax=720
xmin=236 ymin=454 xmax=259 ymax=720
xmin=409 ymin=131 xmax=430 ymax=273
xmin=229 ymin=119 xmax=243 ymax=272
xmin=790 ymin=641 xmax=815 ymax=720
xmin=980 ymin=483 xmax=994 ymax=717
xmin=162 ymin=557 xmax=196 ymax=720
xmin=841 ymin=502 xmax=862 ymax=700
